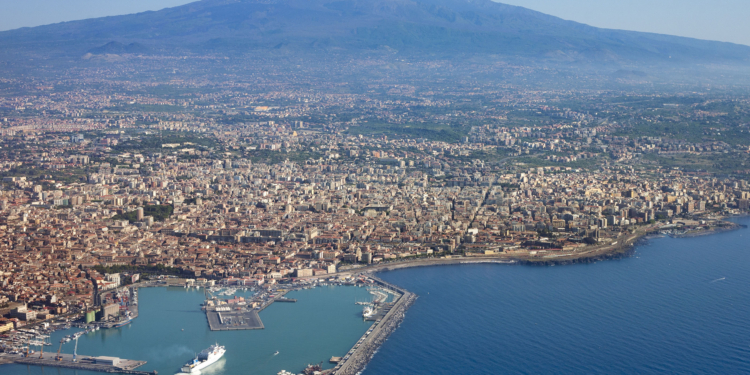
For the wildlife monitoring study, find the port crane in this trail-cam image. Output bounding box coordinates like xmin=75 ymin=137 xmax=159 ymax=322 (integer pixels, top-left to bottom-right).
xmin=21 ymin=340 xmax=45 ymax=358
xmin=72 ymin=335 xmax=79 ymax=362
xmin=55 ymin=339 xmax=64 ymax=361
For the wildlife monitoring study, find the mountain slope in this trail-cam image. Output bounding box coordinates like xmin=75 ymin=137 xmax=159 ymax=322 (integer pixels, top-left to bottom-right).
xmin=1 ymin=0 xmax=748 ymax=64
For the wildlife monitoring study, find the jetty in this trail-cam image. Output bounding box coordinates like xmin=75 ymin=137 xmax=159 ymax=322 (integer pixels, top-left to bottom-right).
xmin=0 ymin=352 xmax=154 ymax=374
xmin=275 ymin=297 xmax=297 ymax=302
xmin=204 ymin=286 xmax=301 ymax=331
xmin=205 ymin=307 xmax=265 ymax=331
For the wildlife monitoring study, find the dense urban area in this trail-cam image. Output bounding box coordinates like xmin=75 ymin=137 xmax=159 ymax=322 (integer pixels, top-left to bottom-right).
xmin=1 ymin=58 xmax=750 ymax=334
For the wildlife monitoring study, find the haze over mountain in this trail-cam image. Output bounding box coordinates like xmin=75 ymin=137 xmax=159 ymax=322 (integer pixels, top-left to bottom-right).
xmin=1 ymin=0 xmax=748 ymax=67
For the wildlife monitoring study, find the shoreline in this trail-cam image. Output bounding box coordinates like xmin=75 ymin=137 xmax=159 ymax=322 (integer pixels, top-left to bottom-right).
xmin=331 ymin=219 xmax=743 ymax=273
xmin=325 ymin=219 xmax=747 ymax=373
xmin=9 ymin=220 xmax=741 ymax=375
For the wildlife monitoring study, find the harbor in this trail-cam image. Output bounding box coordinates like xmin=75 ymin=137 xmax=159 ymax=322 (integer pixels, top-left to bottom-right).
xmin=196 ymin=274 xmax=420 ymax=375
xmin=1 ymin=277 xmax=416 ymax=375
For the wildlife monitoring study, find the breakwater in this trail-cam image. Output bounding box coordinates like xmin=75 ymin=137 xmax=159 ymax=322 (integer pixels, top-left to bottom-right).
xmin=332 ymin=276 xmax=417 ymax=375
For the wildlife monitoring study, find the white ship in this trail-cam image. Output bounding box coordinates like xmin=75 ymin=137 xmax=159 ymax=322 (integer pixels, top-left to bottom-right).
xmin=181 ymin=343 xmax=226 ymax=373
xmin=363 ymin=306 xmax=375 ymax=318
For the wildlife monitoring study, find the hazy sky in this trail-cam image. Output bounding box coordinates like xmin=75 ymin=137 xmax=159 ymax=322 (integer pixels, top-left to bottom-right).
xmin=0 ymin=0 xmax=747 ymax=46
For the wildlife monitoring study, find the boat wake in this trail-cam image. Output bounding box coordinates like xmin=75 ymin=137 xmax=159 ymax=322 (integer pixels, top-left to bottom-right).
xmin=198 ymin=358 xmax=226 ymax=374
xmin=710 ymin=277 xmax=726 ymax=283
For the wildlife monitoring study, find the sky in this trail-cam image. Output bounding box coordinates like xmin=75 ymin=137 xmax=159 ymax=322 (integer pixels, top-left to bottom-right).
xmin=0 ymin=0 xmax=747 ymax=46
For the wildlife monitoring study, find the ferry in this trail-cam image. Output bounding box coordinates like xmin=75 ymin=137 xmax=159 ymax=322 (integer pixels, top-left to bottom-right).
xmin=180 ymin=343 xmax=226 ymax=373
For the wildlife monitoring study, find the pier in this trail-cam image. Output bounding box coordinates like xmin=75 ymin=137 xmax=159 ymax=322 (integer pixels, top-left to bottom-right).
xmin=275 ymin=297 xmax=297 ymax=302
xmin=0 ymin=352 xmax=153 ymax=374
xmin=206 ymin=307 xmax=264 ymax=331
xmin=204 ymin=287 xmax=301 ymax=331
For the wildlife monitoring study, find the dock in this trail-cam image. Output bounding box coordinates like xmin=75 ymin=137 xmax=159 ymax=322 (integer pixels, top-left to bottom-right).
xmin=206 ymin=307 xmax=264 ymax=331
xmin=204 ymin=287 xmax=300 ymax=331
xmin=0 ymin=352 xmax=153 ymax=374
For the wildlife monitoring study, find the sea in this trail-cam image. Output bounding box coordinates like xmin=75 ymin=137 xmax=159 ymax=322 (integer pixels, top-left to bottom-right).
xmin=5 ymin=217 xmax=750 ymax=375
xmin=367 ymin=217 xmax=750 ymax=375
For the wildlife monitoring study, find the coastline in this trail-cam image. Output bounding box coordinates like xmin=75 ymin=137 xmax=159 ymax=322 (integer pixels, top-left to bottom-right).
xmin=323 ymin=218 xmax=746 ymax=374
xmin=9 ymin=220 xmax=741 ymax=375
xmin=332 ymin=219 xmax=743 ymax=273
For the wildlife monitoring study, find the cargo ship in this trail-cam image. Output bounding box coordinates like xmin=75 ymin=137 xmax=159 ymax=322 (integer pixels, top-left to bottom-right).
xmin=181 ymin=343 xmax=226 ymax=373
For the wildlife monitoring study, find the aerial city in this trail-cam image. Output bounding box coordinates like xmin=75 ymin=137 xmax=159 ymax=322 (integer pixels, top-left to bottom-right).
xmin=1 ymin=0 xmax=749 ymax=374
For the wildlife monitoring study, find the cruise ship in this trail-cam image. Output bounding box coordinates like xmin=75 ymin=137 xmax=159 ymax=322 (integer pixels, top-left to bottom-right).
xmin=180 ymin=343 xmax=226 ymax=373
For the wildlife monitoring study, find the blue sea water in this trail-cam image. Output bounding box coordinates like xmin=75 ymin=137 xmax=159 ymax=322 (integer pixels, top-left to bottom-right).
xmin=4 ymin=285 xmax=373 ymax=375
xmin=366 ymin=218 xmax=750 ymax=374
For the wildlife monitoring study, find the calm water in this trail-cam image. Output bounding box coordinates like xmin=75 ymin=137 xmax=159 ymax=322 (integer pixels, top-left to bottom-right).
xmin=5 ymin=285 xmax=373 ymax=375
xmin=367 ymin=218 xmax=750 ymax=375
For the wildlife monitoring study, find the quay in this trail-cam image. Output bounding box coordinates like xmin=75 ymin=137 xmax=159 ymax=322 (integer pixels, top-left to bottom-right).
xmin=204 ymin=287 xmax=298 ymax=331
xmin=205 ymin=307 xmax=264 ymax=331
xmin=0 ymin=352 xmax=154 ymax=374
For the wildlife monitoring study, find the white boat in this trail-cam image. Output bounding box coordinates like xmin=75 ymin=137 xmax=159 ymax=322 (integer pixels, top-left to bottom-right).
xmin=363 ymin=306 xmax=375 ymax=318
xmin=180 ymin=343 xmax=226 ymax=373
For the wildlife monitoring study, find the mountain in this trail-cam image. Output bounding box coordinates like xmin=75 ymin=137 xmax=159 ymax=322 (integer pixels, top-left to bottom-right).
xmin=1 ymin=0 xmax=749 ymax=65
